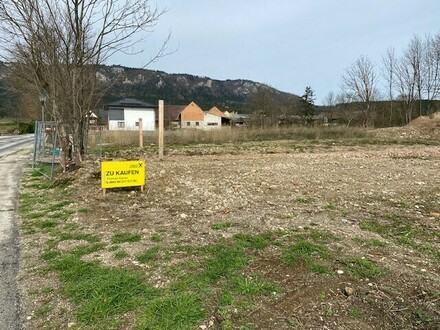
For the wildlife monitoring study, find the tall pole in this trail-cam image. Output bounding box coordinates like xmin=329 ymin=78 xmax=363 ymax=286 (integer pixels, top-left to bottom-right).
xmin=158 ymin=100 xmax=164 ymax=160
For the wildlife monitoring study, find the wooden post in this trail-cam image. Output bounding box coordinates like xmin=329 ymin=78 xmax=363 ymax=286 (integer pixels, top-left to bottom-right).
xmin=138 ymin=118 xmax=143 ymax=148
xmin=158 ymin=100 xmax=164 ymax=160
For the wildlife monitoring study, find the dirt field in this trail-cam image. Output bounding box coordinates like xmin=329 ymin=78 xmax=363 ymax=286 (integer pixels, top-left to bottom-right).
xmin=18 ymin=125 xmax=440 ymax=329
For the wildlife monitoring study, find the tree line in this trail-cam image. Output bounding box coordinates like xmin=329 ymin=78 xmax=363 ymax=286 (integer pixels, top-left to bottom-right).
xmin=245 ymin=33 xmax=440 ymax=128
xmin=327 ymin=33 xmax=440 ymax=127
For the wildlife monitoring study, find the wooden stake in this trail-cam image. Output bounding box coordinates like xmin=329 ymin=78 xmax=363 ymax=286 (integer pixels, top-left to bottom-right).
xmin=158 ymin=100 xmax=164 ymax=160
xmin=138 ymin=117 xmax=143 ymax=148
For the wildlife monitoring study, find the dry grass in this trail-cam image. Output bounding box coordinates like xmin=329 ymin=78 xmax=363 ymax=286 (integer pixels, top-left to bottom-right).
xmin=87 ymin=126 xmax=370 ymax=150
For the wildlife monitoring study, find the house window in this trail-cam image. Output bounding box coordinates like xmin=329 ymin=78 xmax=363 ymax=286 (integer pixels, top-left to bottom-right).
xmin=187 ymin=122 xmax=191 ymax=126
xmin=195 ymin=122 xmax=200 ymax=126
xmin=117 ymin=122 xmax=125 ymax=128
xmin=207 ymin=122 xmax=218 ymax=126
xmin=135 ymin=122 xmax=139 ymax=127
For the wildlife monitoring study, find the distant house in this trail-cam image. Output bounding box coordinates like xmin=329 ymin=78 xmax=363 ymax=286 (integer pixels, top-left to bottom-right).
xmin=106 ymin=98 xmax=156 ymax=131
xmin=180 ymin=102 xmax=205 ymax=128
xmin=87 ymin=111 xmax=99 ymax=126
xmin=205 ymin=106 xmax=230 ymax=127
xmin=158 ymin=101 xmax=230 ymax=129
xmin=162 ymin=105 xmax=186 ymax=129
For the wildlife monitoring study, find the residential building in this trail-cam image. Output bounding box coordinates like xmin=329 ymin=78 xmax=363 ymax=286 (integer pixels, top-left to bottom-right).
xmin=106 ymin=98 xmax=156 ymax=131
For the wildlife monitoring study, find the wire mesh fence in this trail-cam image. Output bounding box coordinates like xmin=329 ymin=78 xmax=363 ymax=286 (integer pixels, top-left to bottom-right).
xmin=32 ymin=121 xmax=64 ymax=179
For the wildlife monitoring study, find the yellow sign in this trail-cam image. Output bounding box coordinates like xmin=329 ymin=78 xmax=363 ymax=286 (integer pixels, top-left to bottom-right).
xmin=101 ymin=160 xmax=145 ymax=189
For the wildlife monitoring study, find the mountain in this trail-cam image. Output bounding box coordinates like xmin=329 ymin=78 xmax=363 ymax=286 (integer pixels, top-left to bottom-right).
xmin=98 ymin=65 xmax=300 ymax=111
xmin=0 ymin=61 xmax=300 ymax=117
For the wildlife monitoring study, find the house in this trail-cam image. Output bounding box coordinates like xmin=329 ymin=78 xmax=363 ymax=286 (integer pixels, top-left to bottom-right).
xmin=106 ymin=98 xmax=156 ymax=131
xmin=205 ymin=106 xmax=230 ymax=128
xmin=86 ymin=111 xmax=99 ymax=126
xmin=162 ymin=105 xmax=186 ymax=129
xmin=158 ymin=101 xmax=230 ymax=129
xmin=180 ymin=102 xmax=205 ymax=128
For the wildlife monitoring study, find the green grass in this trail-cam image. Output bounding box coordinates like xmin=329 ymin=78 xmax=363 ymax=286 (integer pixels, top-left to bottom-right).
xmin=137 ymin=247 xmax=161 ymax=264
xmin=233 ymin=232 xmax=273 ymax=249
xmin=202 ymin=244 xmax=249 ymax=282
xmin=111 ymin=232 xmax=141 ymax=244
xmin=53 ymin=255 xmax=158 ymax=325
xmin=58 ymin=232 xmax=100 ymax=242
xmin=136 ymin=293 xmax=205 ymax=330
xmin=229 ymin=275 xmax=281 ymax=295
xmin=70 ymin=243 xmax=105 ymax=257
xmin=47 ymin=200 xmax=72 ymax=212
xmin=282 ymin=240 xmax=331 ymax=267
xmin=349 ymin=308 xmax=363 ymax=318
xmin=353 ymin=237 xmax=387 ymax=248
xmin=28 ymin=212 xmax=46 ymax=219
xmin=34 ymin=220 xmax=58 ymax=229
xmin=211 ymin=221 xmax=237 ymax=230
xmin=343 ymin=257 xmax=385 ymax=279
xmin=151 ymin=233 xmax=163 ymax=242
xmin=114 ymin=250 xmax=128 ymax=259
xmin=308 ymin=262 xmax=334 ymax=275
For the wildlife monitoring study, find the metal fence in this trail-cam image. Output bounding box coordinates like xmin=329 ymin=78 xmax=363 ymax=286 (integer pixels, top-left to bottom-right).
xmin=32 ymin=121 xmax=63 ymax=179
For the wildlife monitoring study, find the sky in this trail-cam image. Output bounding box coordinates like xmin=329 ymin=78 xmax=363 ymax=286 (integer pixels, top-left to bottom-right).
xmin=110 ymin=0 xmax=440 ymax=105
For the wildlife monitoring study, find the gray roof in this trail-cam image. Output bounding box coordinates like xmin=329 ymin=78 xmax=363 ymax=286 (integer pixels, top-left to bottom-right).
xmin=107 ymin=98 xmax=157 ymax=109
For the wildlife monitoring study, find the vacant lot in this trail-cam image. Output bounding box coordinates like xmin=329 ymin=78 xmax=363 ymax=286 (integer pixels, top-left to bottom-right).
xmin=18 ymin=136 xmax=440 ymax=329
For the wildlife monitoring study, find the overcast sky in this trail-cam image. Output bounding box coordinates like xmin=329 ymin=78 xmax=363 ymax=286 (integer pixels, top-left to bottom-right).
xmin=110 ymin=0 xmax=440 ymax=105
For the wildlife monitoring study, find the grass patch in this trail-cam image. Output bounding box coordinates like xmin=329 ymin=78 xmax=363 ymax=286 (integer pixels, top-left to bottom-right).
xmin=202 ymin=244 xmax=249 ymax=282
xmin=70 ymin=243 xmax=105 ymax=257
xmin=151 ymin=233 xmax=163 ymax=242
xmin=308 ymin=262 xmax=334 ymax=275
xmin=47 ymin=200 xmax=72 ymax=212
xmin=137 ymin=247 xmax=161 ymax=264
xmin=282 ymin=240 xmax=331 ymax=267
xmin=28 ymin=212 xmax=46 ymax=219
xmin=58 ymin=232 xmax=100 ymax=243
xmin=136 ymin=293 xmax=205 ymax=330
xmin=211 ymin=221 xmax=237 ymax=230
xmin=353 ymin=237 xmax=387 ymax=248
xmin=233 ymin=232 xmax=273 ymax=249
xmin=50 ymin=254 xmax=158 ymax=325
xmin=111 ymin=232 xmax=141 ymax=244
xmin=229 ymin=275 xmax=281 ymax=295
xmin=35 ymin=303 xmax=53 ymax=318
xmin=34 ymin=220 xmax=58 ymax=229
xmin=343 ymin=257 xmax=385 ymax=279
xmin=113 ymin=250 xmax=128 ymax=259
xmin=349 ymin=308 xmax=363 ymax=318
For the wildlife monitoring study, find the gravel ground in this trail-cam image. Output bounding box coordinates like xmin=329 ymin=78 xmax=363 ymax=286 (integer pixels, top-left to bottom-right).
xmin=18 ymin=135 xmax=440 ymax=329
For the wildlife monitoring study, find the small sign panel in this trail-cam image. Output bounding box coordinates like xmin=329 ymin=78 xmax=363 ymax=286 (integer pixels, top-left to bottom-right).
xmin=101 ymin=160 xmax=145 ymax=189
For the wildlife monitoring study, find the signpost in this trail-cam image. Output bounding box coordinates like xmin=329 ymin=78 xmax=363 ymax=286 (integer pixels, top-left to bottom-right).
xmin=101 ymin=160 xmax=145 ymax=195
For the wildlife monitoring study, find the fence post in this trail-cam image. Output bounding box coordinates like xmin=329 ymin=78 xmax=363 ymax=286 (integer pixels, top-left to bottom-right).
xmin=158 ymin=100 xmax=164 ymax=160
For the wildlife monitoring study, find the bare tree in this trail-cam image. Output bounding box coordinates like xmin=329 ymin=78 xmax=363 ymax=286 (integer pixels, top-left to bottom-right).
xmin=395 ymin=37 xmax=421 ymax=124
xmin=382 ymin=47 xmax=397 ymax=125
xmin=247 ymin=85 xmax=279 ymax=127
xmin=341 ymin=55 xmax=379 ymax=126
xmin=335 ymin=91 xmax=359 ymax=127
xmin=0 ymin=0 xmax=170 ymax=164
xmin=424 ymin=33 xmax=440 ymax=114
